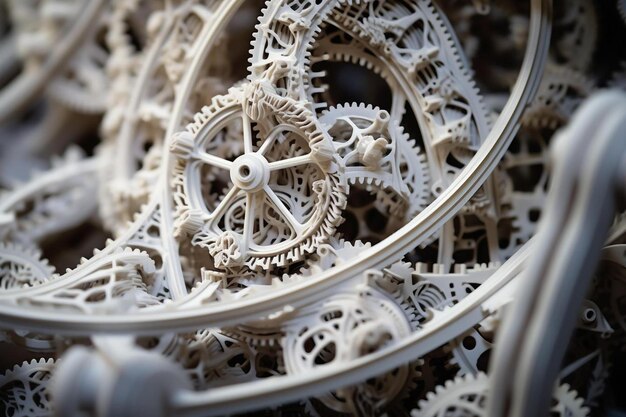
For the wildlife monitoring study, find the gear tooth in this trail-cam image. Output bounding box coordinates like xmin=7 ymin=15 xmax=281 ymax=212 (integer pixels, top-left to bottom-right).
xmin=170 ymin=131 xmax=196 ymax=159
xmin=174 ymin=208 xmax=204 ymax=237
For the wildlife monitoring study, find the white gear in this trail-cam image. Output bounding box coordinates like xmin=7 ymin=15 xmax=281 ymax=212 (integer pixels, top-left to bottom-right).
xmin=0 ymin=358 xmax=56 ymax=417
xmin=414 ymin=372 xmax=589 ymax=417
xmin=320 ymin=102 xmax=431 ymax=218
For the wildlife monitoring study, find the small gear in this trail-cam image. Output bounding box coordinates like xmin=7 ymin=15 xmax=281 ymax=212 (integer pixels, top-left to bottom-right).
xmin=553 ymin=383 xmax=591 ymax=417
xmin=320 ymin=102 xmax=431 ymax=218
xmin=521 ymin=64 xmax=593 ymax=129
xmin=178 ymin=329 xmax=258 ymax=389
xmin=0 ymin=243 xmax=55 ymax=289
xmin=0 ymin=358 xmax=56 ymax=417
xmin=283 ymin=287 xmax=413 ymax=415
xmin=414 ymin=373 xmax=488 ymax=417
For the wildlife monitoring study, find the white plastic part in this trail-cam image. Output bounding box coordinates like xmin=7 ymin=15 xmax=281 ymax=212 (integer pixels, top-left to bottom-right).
xmin=3 ymin=0 xmax=623 ymax=416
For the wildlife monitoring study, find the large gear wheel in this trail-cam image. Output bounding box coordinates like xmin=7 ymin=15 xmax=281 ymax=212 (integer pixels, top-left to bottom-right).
xmin=170 ymin=88 xmax=348 ymax=271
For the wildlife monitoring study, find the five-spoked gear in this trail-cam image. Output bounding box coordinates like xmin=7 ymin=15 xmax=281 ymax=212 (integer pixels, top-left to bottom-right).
xmin=171 ymin=87 xmax=348 ymax=271
xmin=0 ymin=358 xmax=56 ymax=417
xmin=320 ymin=102 xmax=431 ymax=218
xmin=414 ymin=372 xmax=589 ymax=417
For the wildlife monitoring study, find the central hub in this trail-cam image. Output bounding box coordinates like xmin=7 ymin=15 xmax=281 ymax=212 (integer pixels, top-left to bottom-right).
xmin=230 ymin=154 xmax=270 ymax=192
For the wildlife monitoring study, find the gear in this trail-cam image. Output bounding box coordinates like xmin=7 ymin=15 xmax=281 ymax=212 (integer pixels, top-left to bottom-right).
xmin=283 ymin=287 xmax=414 ymax=415
xmin=0 ymin=358 xmax=56 ymax=417
xmin=552 ymin=383 xmax=591 ymax=417
xmin=521 ymin=64 xmax=593 ymax=129
xmin=0 ymin=243 xmax=55 ymax=289
xmin=179 ymin=329 xmax=258 ymax=389
xmin=329 ymin=0 xmax=491 ymax=150
xmin=99 ymin=0 xmax=234 ymax=235
xmin=308 ymin=0 xmax=492 ymax=210
xmin=414 ymin=372 xmax=589 ymax=417
xmin=171 ymin=87 xmax=348 ymax=271
xmin=320 ymin=102 xmax=431 ymax=218
xmin=403 ymin=263 xmax=497 ymax=324
xmin=446 ymin=325 xmax=493 ymax=376
xmin=0 ymin=1 xmax=611 ymax=416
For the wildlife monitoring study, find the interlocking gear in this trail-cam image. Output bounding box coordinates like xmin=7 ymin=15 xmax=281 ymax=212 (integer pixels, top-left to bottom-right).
xmin=283 ymin=287 xmax=413 ymax=415
xmin=171 ymin=87 xmax=347 ymax=270
xmin=0 ymin=243 xmax=55 ymax=289
xmin=320 ymin=102 xmax=431 ymax=217
xmin=0 ymin=358 xmax=55 ymax=417
xmin=0 ymin=1 xmax=622 ymax=416
xmin=414 ymin=372 xmax=589 ymax=417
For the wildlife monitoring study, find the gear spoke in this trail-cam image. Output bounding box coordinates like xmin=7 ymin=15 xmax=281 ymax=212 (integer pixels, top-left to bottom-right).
xmin=242 ymin=112 xmax=254 ymax=154
xmin=268 ymin=154 xmax=313 ymax=171
xmin=263 ymin=185 xmax=304 ymax=234
xmin=241 ymin=192 xmax=257 ymax=255
xmin=207 ymin=186 xmax=241 ymax=227
xmin=258 ymin=126 xmax=284 ymax=155
xmin=194 ymin=151 xmax=233 ymax=170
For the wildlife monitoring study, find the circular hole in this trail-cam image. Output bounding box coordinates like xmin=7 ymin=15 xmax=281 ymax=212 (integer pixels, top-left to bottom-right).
xmin=583 ymin=308 xmax=596 ymax=323
xmin=378 ymin=110 xmax=390 ymax=121
xmin=239 ymin=165 xmax=251 ymax=177
xmin=462 ymin=336 xmax=476 ymax=350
